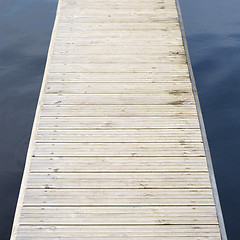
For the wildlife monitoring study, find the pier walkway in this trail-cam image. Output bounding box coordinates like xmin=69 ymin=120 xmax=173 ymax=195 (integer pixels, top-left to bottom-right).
xmin=11 ymin=0 xmax=226 ymax=239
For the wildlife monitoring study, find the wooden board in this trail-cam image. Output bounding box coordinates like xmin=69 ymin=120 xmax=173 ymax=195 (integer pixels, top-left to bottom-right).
xmin=10 ymin=0 xmax=223 ymax=239
xmin=20 ymin=206 xmax=218 ymax=224
xmin=16 ymin=225 xmax=221 ymax=239
xmin=35 ymin=129 xmax=202 ymax=142
xmin=26 ymin=172 xmax=211 ymax=189
xmin=43 ymin=94 xmax=195 ymax=105
xmin=46 ymin=72 xmax=190 ymax=82
xmin=38 ymin=116 xmax=201 ymax=129
xmin=30 ymin=156 xmax=209 ymax=173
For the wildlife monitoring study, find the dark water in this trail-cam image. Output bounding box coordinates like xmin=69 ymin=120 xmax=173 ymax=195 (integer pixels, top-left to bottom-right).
xmin=180 ymin=1 xmax=240 ymax=239
xmin=0 ymin=0 xmax=58 ymax=239
xmin=0 ymin=0 xmax=239 ymax=239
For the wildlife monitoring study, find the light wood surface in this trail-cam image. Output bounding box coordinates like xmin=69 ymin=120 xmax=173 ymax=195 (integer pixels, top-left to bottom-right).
xmin=10 ymin=0 xmax=222 ymax=239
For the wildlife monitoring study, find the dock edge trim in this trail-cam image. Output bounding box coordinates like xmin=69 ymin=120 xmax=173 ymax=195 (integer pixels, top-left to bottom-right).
xmin=175 ymin=1 xmax=228 ymax=239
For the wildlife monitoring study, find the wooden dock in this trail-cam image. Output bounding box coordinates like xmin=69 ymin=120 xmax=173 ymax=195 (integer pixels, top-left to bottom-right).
xmin=11 ymin=0 xmax=227 ymax=239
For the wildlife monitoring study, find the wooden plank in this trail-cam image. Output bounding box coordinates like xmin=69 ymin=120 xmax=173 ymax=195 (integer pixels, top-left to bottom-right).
xmin=58 ymin=16 xmax=179 ymax=23
xmin=35 ymin=129 xmax=202 ymax=142
xmin=27 ymin=172 xmax=211 ymax=189
xmin=56 ymin=30 xmax=182 ymax=39
xmin=60 ymin=3 xmax=178 ymax=10
xmin=60 ymin=10 xmax=179 ymax=17
xmin=39 ymin=116 xmax=201 ymax=129
xmin=15 ymin=236 xmax=223 ymax=239
xmin=58 ymin=14 xmax=179 ymax=21
xmin=20 ymin=206 xmax=218 ymax=225
xmin=53 ymin=38 xmax=183 ymax=46
xmin=43 ymin=94 xmax=195 ymax=105
xmin=16 ymin=225 xmax=221 ymax=239
xmin=47 ymin=72 xmax=190 ymax=82
xmin=48 ymin=63 xmax=188 ymax=73
xmin=40 ymin=105 xmax=198 ymax=117
xmin=61 ymin=0 xmax=178 ymax=4
xmin=61 ymin=0 xmax=180 ymax=3
xmin=60 ymin=7 xmax=179 ymax=12
xmin=50 ymin=54 xmax=186 ymax=65
xmin=52 ymin=45 xmax=185 ymax=56
xmin=33 ymin=142 xmax=205 ymax=157
xmin=23 ymin=189 xmax=215 ymax=206
xmin=29 ymin=156 xmax=209 ymax=173
xmin=61 ymin=0 xmax=178 ymax=3
xmin=45 ymin=82 xmax=193 ymax=94
xmin=57 ymin=23 xmax=181 ymax=31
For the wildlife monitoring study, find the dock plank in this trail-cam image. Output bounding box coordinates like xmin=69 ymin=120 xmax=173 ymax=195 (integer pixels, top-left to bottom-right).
xmin=30 ymin=156 xmax=209 ymax=173
xmin=43 ymin=94 xmax=195 ymax=105
xmin=16 ymin=225 xmax=221 ymax=239
xmin=33 ymin=142 xmax=205 ymax=157
xmin=26 ymin=172 xmax=211 ymax=189
xmin=45 ymin=82 xmax=193 ymax=94
xmin=46 ymin=72 xmax=190 ymax=82
xmin=20 ymin=206 xmax=218 ymax=225
xmin=23 ymin=189 xmax=215 ymax=206
xmin=35 ymin=129 xmax=202 ymax=142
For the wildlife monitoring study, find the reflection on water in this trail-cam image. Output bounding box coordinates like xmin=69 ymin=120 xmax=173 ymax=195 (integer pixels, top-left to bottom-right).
xmin=0 ymin=0 xmax=57 ymax=239
xmin=0 ymin=0 xmax=240 ymax=239
xmin=180 ymin=0 xmax=240 ymax=239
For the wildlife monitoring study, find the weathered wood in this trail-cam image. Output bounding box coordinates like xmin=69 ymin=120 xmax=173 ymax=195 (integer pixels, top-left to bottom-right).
xmin=10 ymin=0 xmax=223 ymax=239
xmin=16 ymin=225 xmax=221 ymax=239
xmin=47 ymin=72 xmax=190 ymax=82
xmin=27 ymin=172 xmax=211 ymax=189
xmin=20 ymin=206 xmax=218 ymax=224
xmin=49 ymin=63 xmax=188 ymax=73
xmin=43 ymin=94 xmax=195 ymax=105
xmin=35 ymin=129 xmax=202 ymax=142
xmin=52 ymin=45 xmax=185 ymax=55
xmin=24 ymin=189 xmax=215 ymax=206
xmin=33 ymin=142 xmax=206 ymax=157
xmin=45 ymin=82 xmax=193 ymax=94
xmin=56 ymin=30 xmax=182 ymax=39
xmin=39 ymin=116 xmax=201 ymax=129
xmin=53 ymin=38 xmax=183 ymax=46
xmin=30 ymin=156 xmax=209 ymax=173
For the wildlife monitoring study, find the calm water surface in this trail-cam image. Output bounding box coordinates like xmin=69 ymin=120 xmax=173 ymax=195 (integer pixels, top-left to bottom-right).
xmin=0 ymin=0 xmax=58 ymax=239
xmin=180 ymin=1 xmax=240 ymax=239
xmin=0 ymin=0 xmax=240 ymax=239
